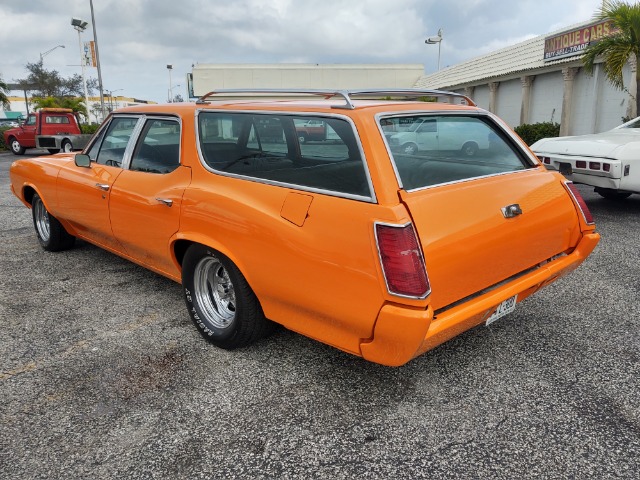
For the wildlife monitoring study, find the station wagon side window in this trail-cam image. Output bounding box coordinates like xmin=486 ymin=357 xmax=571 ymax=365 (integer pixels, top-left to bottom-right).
xmin=382 ymin=114 xmax=534 ymax=191
xmin=198 ymin=112 xmax=371 ymax=199
xmin=94 ymin=117 xmax=139 ymax=167
xmin=130 ymin=118 xmax=181 ymax=174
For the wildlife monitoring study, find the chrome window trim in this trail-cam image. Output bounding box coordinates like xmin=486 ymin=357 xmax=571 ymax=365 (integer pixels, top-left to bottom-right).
xmin=88 ymin=114 xmax=183 ymax=172
xmin=373 ymin=221 xmax=431 ymax=300
xmin=194 ymin=108 xmax=377 ymax=203
xmin=374 ymin=110 xmax=538 ymax=191
xmin=125 ymin=115 xmax=183 ymax=172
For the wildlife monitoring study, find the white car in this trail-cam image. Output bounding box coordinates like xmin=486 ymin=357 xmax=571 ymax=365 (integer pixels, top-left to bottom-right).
xmin=531 ymin=117 xmax=640 ymax=200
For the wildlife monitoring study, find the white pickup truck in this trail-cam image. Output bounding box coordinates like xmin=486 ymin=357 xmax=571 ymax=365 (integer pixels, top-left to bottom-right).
xmin=385 ymin=116 xmax=490 ymax=156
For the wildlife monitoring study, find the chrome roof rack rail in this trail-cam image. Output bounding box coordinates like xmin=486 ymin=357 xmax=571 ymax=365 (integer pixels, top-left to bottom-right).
xmin=195 ymin=88 xmax=475 ymax=109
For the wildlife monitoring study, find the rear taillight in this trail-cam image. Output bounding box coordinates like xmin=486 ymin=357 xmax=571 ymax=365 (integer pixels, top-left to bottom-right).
xmin=375 ymin=223 xmax=430 ymax=298
xmin=564 ymin=181 xmax=594 ymax=225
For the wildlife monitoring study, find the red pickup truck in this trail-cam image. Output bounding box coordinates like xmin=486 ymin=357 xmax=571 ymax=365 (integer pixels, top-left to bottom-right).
xmin=3 ymin=108 xmax=91 ymax=155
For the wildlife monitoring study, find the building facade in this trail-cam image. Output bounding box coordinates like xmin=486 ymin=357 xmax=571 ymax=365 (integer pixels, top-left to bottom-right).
xmin=415 ymin=20 xmax=635 ymax=135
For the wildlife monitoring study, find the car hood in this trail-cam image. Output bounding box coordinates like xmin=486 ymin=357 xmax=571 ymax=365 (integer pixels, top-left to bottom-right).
xmin=531 ymin=130 xmax=640 ymax=158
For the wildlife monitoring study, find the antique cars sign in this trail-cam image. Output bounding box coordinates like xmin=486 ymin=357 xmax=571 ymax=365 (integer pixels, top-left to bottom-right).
xmin=544 ymin=19 xmax=619 ymax=61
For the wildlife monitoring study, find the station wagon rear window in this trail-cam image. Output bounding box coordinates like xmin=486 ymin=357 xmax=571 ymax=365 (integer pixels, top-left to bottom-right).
xmin=381 ymin=114 xmax=532 ymax=190
xmin=198 ymin=112 xmax=372 ymax=199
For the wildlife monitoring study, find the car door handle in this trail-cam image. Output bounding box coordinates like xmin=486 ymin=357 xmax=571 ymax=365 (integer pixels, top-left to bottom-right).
xmin=155 ymin=198 xmax=173 ymax=207
xmin=95 ymin=183 xmax=110 ymax=191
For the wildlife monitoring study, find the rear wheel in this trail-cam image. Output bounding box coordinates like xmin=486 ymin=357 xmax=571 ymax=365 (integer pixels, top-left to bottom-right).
xmin=298 ymin=133 xmax=308 ymax=144
xmin=461 ymin=141 xmax=479 ymax=156
xmin=31 ymin=193 xmax=76 ymax=251
xmin=594 ymin=187 xmax=632 ymax=200
xmin=182 ymin=245 xmax=271 ymax=349
xmin=47 ymin=149 xmax=61 ymax=154
xmin=61 ymin=140 xmax=73 ymax=153
xmin=9 ymin=137 xmax=25 ymax=155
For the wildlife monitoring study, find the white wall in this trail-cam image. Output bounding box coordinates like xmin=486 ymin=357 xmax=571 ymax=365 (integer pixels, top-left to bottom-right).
xmin=495 ymin=79 xmax=522 ymax=128
xmin=529 ymin=72 xmax=564 ymax=124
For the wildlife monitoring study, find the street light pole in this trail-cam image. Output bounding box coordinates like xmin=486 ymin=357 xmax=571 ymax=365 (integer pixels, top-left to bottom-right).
xmin=167 ymin=65 xmax=173 ymax=102
xmin=425 ymin=28 xmax=443 ymax=72
xmin=39 ymin=45 xmax=65 ymax=63
xmin=71 ymin=19 xmax=90 ymax=123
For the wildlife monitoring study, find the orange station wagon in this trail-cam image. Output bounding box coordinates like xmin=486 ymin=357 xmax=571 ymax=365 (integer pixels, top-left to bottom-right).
xmin=9 ymin=89 xmax=600 ymax=366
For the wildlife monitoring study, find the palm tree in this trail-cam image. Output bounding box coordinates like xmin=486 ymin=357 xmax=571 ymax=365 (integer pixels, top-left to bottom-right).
xmin=0 ymin=76 xmax=10 ymax=111
xmin=582 ymin=1 xmax=640 ymax=117
xmin=32 ymin=96 xmax=88 ymax=123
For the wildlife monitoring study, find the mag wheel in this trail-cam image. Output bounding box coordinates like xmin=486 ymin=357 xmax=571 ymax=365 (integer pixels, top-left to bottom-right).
xmin=31 ymin=193 xmax=75 ymax=251
xmin=182 ymin=245 xmax=272 ymax=349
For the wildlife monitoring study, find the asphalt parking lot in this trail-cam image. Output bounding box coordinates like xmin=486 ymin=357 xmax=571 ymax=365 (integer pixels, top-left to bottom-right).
xmin=1 ymin=149 xmax=639 ymax=479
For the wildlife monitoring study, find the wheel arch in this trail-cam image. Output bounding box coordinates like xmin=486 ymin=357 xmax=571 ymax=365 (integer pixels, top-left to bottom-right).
xmin=172 ymin=235 xmax=252 ymax=281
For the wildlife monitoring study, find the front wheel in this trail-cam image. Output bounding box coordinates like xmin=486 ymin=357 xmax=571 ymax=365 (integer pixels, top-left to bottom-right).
xmin=47 ymin=149 xmax=61 ymax=154
xmin=594 ymin=187 xmax=632 ymax=200
xmin=9 ymin=137 xmax=25 ymax=155
xmin=182 ymin=245 xmax=271 ymax=349
xmin=61 ymin=140 xmax=73 ymax=153
xmin=402 ymin=142 xmax=418 ymax=155
xmin=31 ymin=193 xmax=75 ymax=251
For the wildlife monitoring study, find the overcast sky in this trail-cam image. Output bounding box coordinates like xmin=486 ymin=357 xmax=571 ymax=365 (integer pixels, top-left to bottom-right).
xmin=1 ymin=0 xmax=604 ymax=104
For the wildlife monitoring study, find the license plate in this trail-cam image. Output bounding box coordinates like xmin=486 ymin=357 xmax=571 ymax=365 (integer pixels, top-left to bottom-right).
xmin=559 ymin=162 xmax=573 ymax=175
xmin=486 ymin=295 xmax=517 ymax=326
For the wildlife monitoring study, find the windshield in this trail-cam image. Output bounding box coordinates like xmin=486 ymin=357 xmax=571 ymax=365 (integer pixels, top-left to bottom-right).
xmin=381 ymin=114 xmax=533 ymax=191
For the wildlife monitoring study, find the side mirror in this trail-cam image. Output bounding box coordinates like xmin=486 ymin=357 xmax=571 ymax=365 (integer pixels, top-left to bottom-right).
xmin=75 ymin=154 xmax=91 ymax=168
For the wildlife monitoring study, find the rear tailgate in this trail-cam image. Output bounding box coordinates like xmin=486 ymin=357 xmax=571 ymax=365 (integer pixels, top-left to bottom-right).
xmin=400 ymin=169 xmax=581 ymax=311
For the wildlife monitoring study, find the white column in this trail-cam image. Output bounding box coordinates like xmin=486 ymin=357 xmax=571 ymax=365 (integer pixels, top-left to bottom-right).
xmin=520 ymin=76 xmax=535 ymax=125
xmin=488 ymin=82 xmax=500 ymax=113
xmin=560 ymin=67 xmax=579 ymax=136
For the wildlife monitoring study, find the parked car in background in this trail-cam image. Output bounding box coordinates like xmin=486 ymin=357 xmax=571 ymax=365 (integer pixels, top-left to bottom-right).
xmin=9 ymin=89 xmax=599 ymax=366
xmin=532 ymin=116 xmax=640 ymax=200
xmin=0 ymin=119 xmax=20 ymax=128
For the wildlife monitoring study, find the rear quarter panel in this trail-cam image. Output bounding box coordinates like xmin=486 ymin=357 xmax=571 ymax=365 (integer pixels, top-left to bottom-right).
xmin=178 ymin=165 xmax=413 ymax=354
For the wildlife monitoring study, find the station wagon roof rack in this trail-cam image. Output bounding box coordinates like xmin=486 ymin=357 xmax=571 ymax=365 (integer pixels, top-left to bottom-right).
xmin=195 ymin=88 xmax=476 ymax=109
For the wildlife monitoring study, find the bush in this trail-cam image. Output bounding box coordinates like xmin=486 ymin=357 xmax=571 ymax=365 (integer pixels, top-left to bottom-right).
xmin=80 ymin=123 xmax=100 ymax=135
xmin=0 ymin=126 xmax=9 ymax=151
xmin=514 ymin=122 xmax=560 ymax=146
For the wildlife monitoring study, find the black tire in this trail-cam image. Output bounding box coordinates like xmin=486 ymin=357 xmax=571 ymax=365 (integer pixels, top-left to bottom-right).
xmin=9 ymin=137 xmax=25 ymax=155
xmin=47 ymin=149 xmax=61 ymax=154
xmin=182 ymin=244 xmax=271 ymax=349
xmin=61 ymin=140 xmax=73 ymax=153
xmin=31 ymin=193 xmax=75 ymax=251
xmin=594 ymin=187 xmax=632 ymax=201
xmin=461 ymin=141 xmax=479 ymax=156
xmin=298 ymin=133 xmax=308 ymax=144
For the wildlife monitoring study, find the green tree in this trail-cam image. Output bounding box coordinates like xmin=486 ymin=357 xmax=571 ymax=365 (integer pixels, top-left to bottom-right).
xmin=582 ymin=0 xmax=640 ymax=116
xmin=16 ymin=61 xmax=98 ymax=99
xmin=0 ymin=76 xmax=10 ymax=110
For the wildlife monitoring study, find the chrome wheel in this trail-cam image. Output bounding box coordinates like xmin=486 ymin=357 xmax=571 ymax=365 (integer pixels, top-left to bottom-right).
xmin=62 ymin=140 xmax=73 ymax=153
xmin=193 ymin=255 xmax=236 ymax=329
xmin=33 ymin=197 xmax=51 ymax=243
